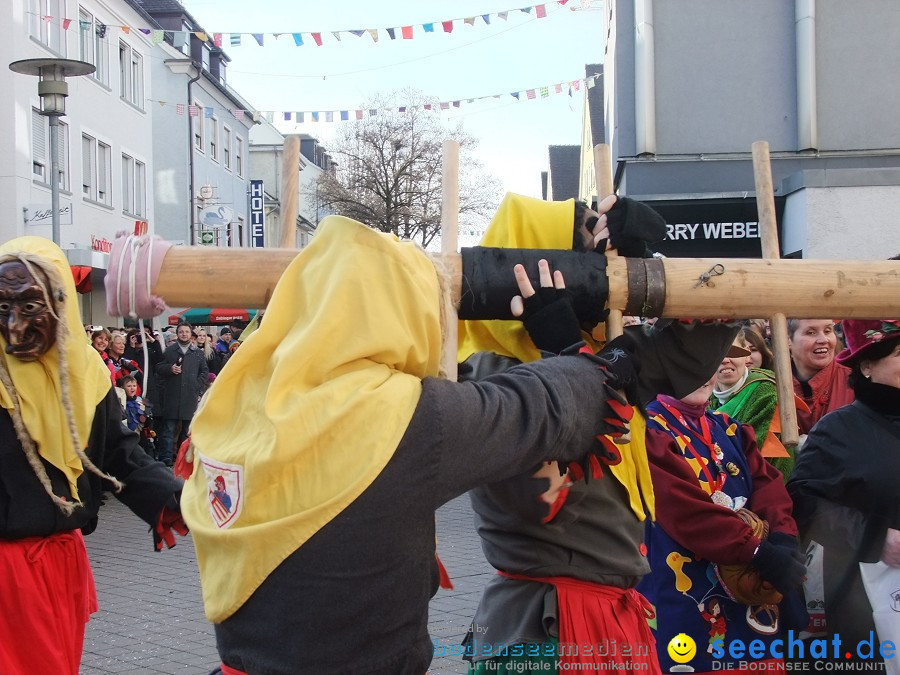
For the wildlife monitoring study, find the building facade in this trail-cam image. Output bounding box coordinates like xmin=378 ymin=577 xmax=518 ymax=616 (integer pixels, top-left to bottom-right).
xmin=599 ymin=0 xmax=900 ymax=259
xmin=2 ymin=0 xmax=160 ymax=322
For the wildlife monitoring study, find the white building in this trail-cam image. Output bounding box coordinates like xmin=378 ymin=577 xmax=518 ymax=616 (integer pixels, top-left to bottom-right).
xmin=2 ymin=0 xmax=159 ymax=323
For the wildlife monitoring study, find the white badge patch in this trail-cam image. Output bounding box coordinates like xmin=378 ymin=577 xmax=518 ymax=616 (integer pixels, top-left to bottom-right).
xmin=198 ymin=453 xmax=244 ymax=529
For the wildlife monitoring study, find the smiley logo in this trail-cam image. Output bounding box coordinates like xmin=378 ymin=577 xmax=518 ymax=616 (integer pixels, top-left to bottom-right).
xmin=667 ymin=633 xmax=697 ymax=664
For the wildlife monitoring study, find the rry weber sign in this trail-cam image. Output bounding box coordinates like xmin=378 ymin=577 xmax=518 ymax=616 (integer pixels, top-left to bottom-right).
xmin=645 ymin=196 xmax=785 ymax=259
xmin=249 ymin=180 xmax=265 ymax=248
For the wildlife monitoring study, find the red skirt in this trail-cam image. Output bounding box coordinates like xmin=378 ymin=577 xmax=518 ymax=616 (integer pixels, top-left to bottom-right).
xmin=501 ymin=571 xmax=663 ymax=675
xmin=0 ymin=530 xmax=98 ymax=675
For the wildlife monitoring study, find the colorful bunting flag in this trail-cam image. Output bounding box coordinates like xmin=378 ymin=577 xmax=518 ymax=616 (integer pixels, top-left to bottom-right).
xmin=325 ymin=111 xmax=333 ymax=122
xmin=498 ymin=12 xmax=508 ymax=20
xmin=297 ymin=112 xmax=304 ymax=122
xmin=173 ymin=31 xmax=186 ymax=48
xmin=442 ymin=20 xmax=453 ymax=33
xmin=555 ymin=83 xmax=562 ymax=93
xmin=284 ymin=112 xmax=292 ymax=121
xmin=423 ymin=23 xmax=434 ymax=32
xmin=452 ymin=101 xmax=460 ymax=107
xmin=440 ymin=102 xmax=449 ymax=110
xmin=399 ymin=106 xmax=406 ymax=113
xmin=312 ymin=32 xmax=323 ymax=46
xmin=230 ymin=33 xmax=241 ymax=46
xmin=79 ymin=20 xmax=90 ymax=31
xmin=401 ymin=26 xmax=413 ymax=39
xmin=511 ymin=92 xmax=520 ymax=99
xmin=233 ymin=109 xmax=244 ymax=120
xmin=213 ymin=33 xmax=223 ymax=47
xmin=356 ymin=110 xmax=363 ymax=119
xmin=152 ymin=30 xmax=165 ymax=43
xmin=62 ymin=18 xmax=72 ymax=29
xmin=96 ymin=22 xmax=107 ymax=38
xmin=176 ymin=103 xmax=185 ymax=115
xmin=204 ymin=107 xmax=214 ymax=118
xmin=520 ymin=7 xmax=533 ymax=14
xmin=526 ymin=89 xmax=536 ymax=99
xmin=368 ymin=28 xmax=379 ymax=42
xmin=349 ymin=30 xmax=365 ymax=37
xmin=464 ymin=17 xmax=475 ymax=26
xmin=139 ymin=28 xmax=151 ymax=35
xmin=264 ymin=112 xmax=274 ymax=122
xmin=332 ymin=31 xmax=341 ymax=41
xmin=482 ymin=15 xmax=491 ymax=24
xmin=188 ymin=105 xmax=199 ymax=117
xmin=340 ymin=111 xmax=349 ymax=120
xmin=535 ymin=4 xmax=547 ymax=18
xmin=292 ymin=33 xmax=303 ymax=46
xmin=252 ymin=33 xmax=264 ymax=46
xmin=386 ymin=28 xmax=396 ymax=40
xmin=195 ymin=31 xmax=208 ymax=41
xmin=311 ymin=112 xmax=319 ymax=122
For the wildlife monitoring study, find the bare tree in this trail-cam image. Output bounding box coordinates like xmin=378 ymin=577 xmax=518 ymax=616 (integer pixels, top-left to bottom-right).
xmin=312 ymin=91 xmax=501 ymax=248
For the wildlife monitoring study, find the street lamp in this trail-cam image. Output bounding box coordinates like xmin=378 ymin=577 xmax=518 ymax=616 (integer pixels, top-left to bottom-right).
xmin=9 ymin=58 xmax=95 ymax=245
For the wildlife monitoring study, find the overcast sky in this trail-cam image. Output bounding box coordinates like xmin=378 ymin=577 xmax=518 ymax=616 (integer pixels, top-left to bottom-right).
xmin=180 ymin=0 xmax=605 ymax=199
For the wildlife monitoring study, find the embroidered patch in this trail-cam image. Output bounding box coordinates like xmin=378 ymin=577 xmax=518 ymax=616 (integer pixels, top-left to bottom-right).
xmin=198 ymin=452 xmax=244 ymax=529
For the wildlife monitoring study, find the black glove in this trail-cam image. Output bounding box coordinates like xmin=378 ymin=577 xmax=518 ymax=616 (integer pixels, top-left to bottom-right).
xmin=520 ymin=286 xmax=583 ymax=355
xmin=604 ymin=197 xmax=666 ymax=258
xmin=751 ymin=539 xmax=806 ymax=594
xmin=596 ymin=334 xmax=640 ymax=405
xmin=768 ymin=531 xmax=800 ymax=550
xmin=152 ymin=494 xmax=189 ymax=552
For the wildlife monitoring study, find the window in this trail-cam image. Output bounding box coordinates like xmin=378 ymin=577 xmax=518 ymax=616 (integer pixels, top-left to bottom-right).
xmin=79 ymin=8 xmax=109 ymax=85
xmin=208 ymin=115 xmax=218 ymax=161
xmin=235 ymin=137 xmax=244 ymax=177
xmin=118 ymin=41 xmax=144 ymax=108
xmin=29 ymin=0 xmax=66 ymax=56
xmin=82 ymin=134 xmax=111 ymax=205
xmin=223 ymin=127 xmax=232 ymax=169
xmin=32 ymin=109 xmax=47 ymax=182
xmin=32 ymin=109 xmax=69 ymax=190
xmin=193 ymin=101 xmax=205 ymax=151
xmin=121 ymin=153 xmax=147 ymax=217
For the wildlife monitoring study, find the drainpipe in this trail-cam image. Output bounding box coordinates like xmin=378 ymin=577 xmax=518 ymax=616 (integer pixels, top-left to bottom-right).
xmin=795 ymin=0 xmax=817 ymax=150
xmin=634 ymin=0 xmax=657 ymax=155
xmin=187 ymin=62 xmax=202 ymax=245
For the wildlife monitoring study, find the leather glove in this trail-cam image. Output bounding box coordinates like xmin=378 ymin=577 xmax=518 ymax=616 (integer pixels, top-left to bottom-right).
xmin=152 ymin=494 xmax=189 ymax=552
xmin=604 ymin=197 xmax=667 ymax=258
xmin=596 ymin=334 xmax=640 ymax=406
xmin=519 ymin=285 xmax=583 ymax=355
xmin=751 ymin=539 xmax=807 ymax=594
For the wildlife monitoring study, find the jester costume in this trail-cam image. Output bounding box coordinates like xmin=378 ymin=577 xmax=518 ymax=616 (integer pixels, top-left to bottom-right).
xmin=183 ymin=215 xmax=641 ymax=675
xmin=639 ymin=396 xmax=797 ymax=673
xmin=459 ymin=194 xmax=738 ymax=675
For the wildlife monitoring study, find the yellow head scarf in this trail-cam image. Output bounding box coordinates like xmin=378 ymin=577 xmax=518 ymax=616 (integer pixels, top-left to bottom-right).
xmin=0 ymin=237 xmax=111 ymax=502
xmin=183 ymin=216 xmax=443 ymax=623
xmin=457 ymin=194 xmax=654 ymax=521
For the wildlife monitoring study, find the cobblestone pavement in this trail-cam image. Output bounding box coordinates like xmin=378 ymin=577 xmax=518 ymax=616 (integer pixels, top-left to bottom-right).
xmin=81 ymin=494 xmax=492 ymax=674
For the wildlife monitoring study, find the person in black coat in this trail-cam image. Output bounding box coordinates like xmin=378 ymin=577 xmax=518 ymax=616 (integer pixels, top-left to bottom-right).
xmin=155 ymin=322 xmax=208 ymax=465
xmin=788 ymin=319 xmax=900 ymax=659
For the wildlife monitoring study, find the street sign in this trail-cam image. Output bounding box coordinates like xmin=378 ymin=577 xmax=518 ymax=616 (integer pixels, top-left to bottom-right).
xmin=199 ymin=205 xmax=234 ymax=229
xmin=24 ymin=203 xmax=72 ymax=226
xmin=199 ymin=231 xmax=215 ymax=245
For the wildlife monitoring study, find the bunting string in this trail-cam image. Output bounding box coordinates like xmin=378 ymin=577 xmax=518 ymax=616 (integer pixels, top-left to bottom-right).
xmin=149 ymin=74 xmax=598 ymax=123
xmin=27 ymin=1 xmax=601 ymax=49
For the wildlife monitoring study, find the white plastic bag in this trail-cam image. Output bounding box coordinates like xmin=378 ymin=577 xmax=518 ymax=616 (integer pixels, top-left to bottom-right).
xmin=800 ymin=540 xmax=827 ymax=639
xmin=859 ymin=561 xmax=900 ymax=675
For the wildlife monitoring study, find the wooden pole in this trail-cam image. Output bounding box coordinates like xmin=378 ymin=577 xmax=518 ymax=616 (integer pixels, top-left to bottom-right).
xmin=594 ymin=144 xmax=624 ymax=339
xmin=279 ymin=136 xmax=300 ymax=249
xmin=752 ymin=141 xmax=800 ymax=447
xmin=441 ymin=140 xmax=460 ymax=381
xmin=150 ymin=247 xmax=899 ymax=319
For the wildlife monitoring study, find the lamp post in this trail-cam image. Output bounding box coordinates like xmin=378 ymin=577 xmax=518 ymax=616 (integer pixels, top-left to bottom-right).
xmin=9 ymin=58 xmax=95 ymax=245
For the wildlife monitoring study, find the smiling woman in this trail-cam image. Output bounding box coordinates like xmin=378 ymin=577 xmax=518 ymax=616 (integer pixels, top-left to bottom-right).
xmin=788 ymin=319 xmax=854 ymax=435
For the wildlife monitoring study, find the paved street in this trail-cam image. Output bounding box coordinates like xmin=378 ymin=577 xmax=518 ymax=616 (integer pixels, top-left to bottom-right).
xmin=82 ymin=493 xmax=492 ymax=674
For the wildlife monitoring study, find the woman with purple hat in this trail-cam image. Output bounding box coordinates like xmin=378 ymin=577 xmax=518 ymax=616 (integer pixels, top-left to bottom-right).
xmin=788 ymin=319 xmax=900 ymax=659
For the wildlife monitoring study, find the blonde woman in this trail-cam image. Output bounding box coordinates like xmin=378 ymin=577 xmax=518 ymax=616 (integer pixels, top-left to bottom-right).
xmin=195 ymin=328 xmax=222 ymax=375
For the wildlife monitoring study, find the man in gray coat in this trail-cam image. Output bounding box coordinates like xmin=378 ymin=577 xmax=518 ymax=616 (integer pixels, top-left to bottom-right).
xmin=155 ymin=322 xmax=208 ymax=466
